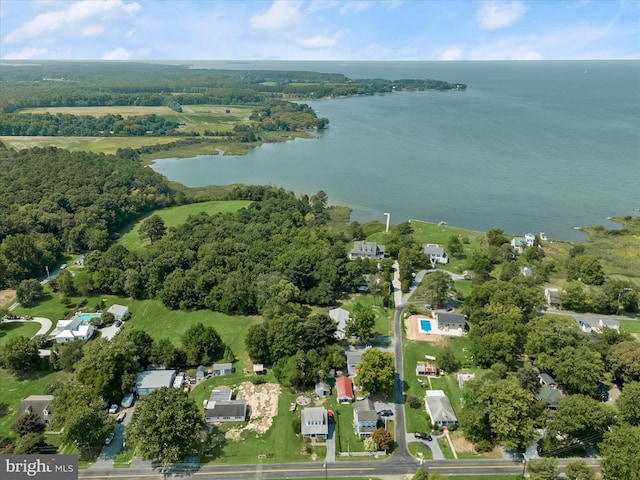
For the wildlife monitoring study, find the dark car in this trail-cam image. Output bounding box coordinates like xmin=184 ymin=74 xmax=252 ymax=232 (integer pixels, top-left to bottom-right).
xmin=415 ymin=432 xmax=433 ymax=441
xmin=377 ymin=409 xmax=393 ymax=417
xmin=104 ymin=432 xmax=115 ymax=445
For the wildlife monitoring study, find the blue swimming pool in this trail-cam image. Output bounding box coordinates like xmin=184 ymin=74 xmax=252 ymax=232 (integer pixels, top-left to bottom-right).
xmin=419 ymin=319 xmax=432 ymax=333
xmin=77 ymin=313 xmax=100 ymax=322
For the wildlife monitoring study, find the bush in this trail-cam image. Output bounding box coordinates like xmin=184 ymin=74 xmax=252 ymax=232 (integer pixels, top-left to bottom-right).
xmin=291 ymin=416 xmax=301 ymax=435
xmin=406 ymin=395 xmax=421 ymax=408
xmin=475 ymin=439 xmax=493 ymax=453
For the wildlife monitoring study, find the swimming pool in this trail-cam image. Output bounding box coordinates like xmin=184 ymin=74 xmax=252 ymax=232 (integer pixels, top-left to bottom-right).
xmin=419 ymin=319 xmax=432 ymax=334
xmin=77 ymin=313 xmax=101 ymax=322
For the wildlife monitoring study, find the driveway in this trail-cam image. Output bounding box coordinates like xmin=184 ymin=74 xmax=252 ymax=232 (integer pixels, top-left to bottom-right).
xmin=4 ymin=316 xmax=52 ymax=336
xmin=100 ymin=323 xmax=122 ymax=340
xmin=89 ymin=405 xmax=135 ymax=470
xmin=405 ymin=432 xmax=445 ymax=460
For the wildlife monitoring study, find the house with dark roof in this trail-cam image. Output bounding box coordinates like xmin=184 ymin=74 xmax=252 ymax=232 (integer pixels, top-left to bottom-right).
xmin=349 ymin=241 xmax=385 ymax=260
xmin=346 ymin=349 xmax=364 ymax=376
xmin=539 ymin=373 xmax=557 ymax=388
xmin=301 ymin=407 xmax=328 ymax=440
xmin=424 ymin=244 xmax=449 ymax=265
xmin=353 ymin=398 xmax=377 ymax=438
xmin=435 ymin=313 xmax=467 ymax=333
xmin=204 ymin=389 xmax=247 ymax=423
xmin=535 ymin=386 xmax=564 ymax=409
xmin=424 ymin=390 xmax=457 ymax=427
xmin=544 ymin=288 xmax=561 ymax=307
xmin=336 ymin=376 xmax=354 ymax=403
xmin=18 ymin=395 xmax=54 ymax=425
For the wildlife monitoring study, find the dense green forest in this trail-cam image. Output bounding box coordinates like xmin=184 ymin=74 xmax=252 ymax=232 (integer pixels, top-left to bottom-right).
xmin=0 ymin=143 xmax=178 ymax=286
xmin=0 ymin=61 xmax=467 ymax=113
xmin=84 ymin=186 xmax=378 ymax=313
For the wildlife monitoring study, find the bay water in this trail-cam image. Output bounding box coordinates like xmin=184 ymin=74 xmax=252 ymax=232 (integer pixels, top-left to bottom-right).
xmin=151 ymin=61 xmax=640 ymax=241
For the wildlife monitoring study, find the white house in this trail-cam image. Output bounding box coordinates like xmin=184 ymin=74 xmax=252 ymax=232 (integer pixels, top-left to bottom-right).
xmin=50 ymin=315 xmax=94 ymax=344
xmin=599 ymin=319 xmax=620 ymax=331
xmin=423 ymin=244 xmax=449 ymax=265
xmin=329 ymin=307 xmax=350 ymax=339
xmin=424 ymin=390 xmax=457 ymax=427
xmin=301 ymin=407 xmax=328 ymax=439
xmin=511 ymin=234 xmax=536 ymax=254
xmin=107 ymin=304 xmax=129 ymax=321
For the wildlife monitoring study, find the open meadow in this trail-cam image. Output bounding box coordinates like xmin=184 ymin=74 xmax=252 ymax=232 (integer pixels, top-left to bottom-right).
xmin=117 ymin=200 xmax=252 ymax=251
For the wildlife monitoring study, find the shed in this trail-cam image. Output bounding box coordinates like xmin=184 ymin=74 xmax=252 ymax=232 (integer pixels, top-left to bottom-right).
xmin=212 ymin=363 xmax=234 ymax=376
xmin=253 ymin=364 xmax=265 ymax=375
xmin=314 ymin=381 xmax=331 ymax=397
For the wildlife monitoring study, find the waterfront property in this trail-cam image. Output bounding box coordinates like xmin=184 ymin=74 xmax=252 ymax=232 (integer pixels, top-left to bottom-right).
xmin=424 ymin=244 xmax=449 ymax=265
xmin=349 ymin=241 xmax=385 ymax=260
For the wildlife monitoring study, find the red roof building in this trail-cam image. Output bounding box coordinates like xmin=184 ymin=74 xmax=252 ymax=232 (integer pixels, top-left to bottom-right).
xmin=336 ymin=376 xmax=354 ymax=403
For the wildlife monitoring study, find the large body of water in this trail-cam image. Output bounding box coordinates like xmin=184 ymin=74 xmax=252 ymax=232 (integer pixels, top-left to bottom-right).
xmin=152 ymin=61 xmax=640 ymax=242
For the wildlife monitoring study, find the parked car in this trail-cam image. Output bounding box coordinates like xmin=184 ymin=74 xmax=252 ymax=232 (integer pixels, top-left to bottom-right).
xmin=108 ymin=404 xmax=118 ymax=414
xmin=114 ymin=320 xmax=122 ymax=327
xmin=121 ymin=393 xmax=134 ymax=409
xmin=415 ymin=432 xmax=432 ymax=441
xmin=116 ymin=412 xmax=127 ymax=423
xmin=60 ymin=264 xmax=67 ymax=270
xmin=378 ymin=409 xmax=394 ymax=417
xmin=104 ymin=432 xmax=115 ymax=445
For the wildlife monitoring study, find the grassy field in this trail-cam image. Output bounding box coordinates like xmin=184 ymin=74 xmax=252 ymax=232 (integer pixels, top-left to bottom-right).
xmin=0 ymin=322 xmax=40 ymax=348
xmin=408 ymin=441 xmax=433 ymax=460
xmin=438 ymin=437 xmax=456 ymax=459
xmin=0 ymin=135 xmax=181 ymax=155
xmin=620 ymin=319 xmax=640 ymax=335
xmin=117 ymin=200 xmax=252 ymax=251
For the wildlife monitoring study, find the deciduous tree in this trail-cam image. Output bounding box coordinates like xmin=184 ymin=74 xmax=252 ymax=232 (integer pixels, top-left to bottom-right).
xmin=600 ymin=424 xmax=640 ymax=480
xmin=345 ymin=302 xmax=376 ymax=344
xmin=181 ymin=322 xmax=225 ymax=366
xmin=617 ymin=381 xmax=640 ymax=426
xmin=565 ymin=461 xmax=596 ymax=480
xmin=16 ymin=279 xmax=43 ymax=307
xmin=527 ymin=458 xmax=559 ymax=480
xmin=355 ymin=348 xmax=394 ymax=395
xmin=371 ymin=427 xmax=393 ymax=451
xmin=139 ymin=214 xmax=166 ymax=243
xmin=1 ymin=335 xmax=39 ymax=372
xmin=126 ymin=387 xmax=205 ymax=464
xmin=609 ymin=341 xmax=640 ymax=385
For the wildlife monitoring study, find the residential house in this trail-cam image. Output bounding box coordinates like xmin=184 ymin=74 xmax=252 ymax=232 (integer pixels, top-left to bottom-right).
xmin=301 ymin=407 xmax=328 ymax=440
xmin=18 ymin=395 xmax=54 ymax=425
xmin=329 ymin=307 xmax=350 ymax=339
xmin=134 ymin=370 xmax=176 ymax=396
xmin=50 ymin=314 xmax=94 ymax=344
xmin=349 ymin=241 xmax=385 ymax=260
xmin=578 ymin=319 xmax=594 ymax=334
xmin=539 ymin=373 xmax=558 ymax=388
xmin=346 ymin=349 xmax=364 ymax=376
xmin=416 ymin=362 xmax=438 ymax=376
xmin=511 ymin=234 xmax=535 ymax=254
xmin=212 ymin=363 xmax=234 ymax=376
xmin=544 ymin=288 xmax=561 ymax=307
xmin=314 ymin=381 xmax=331 ymax=397
xmin=599 ymin=319 xmax=620 ymax=331
xmin=336 ymin=376 xmax=354 ymax=403
xmin=204 ymin=390 xmax=247 ymax=424
xmin=536 ymin=373 xmax=564 ymax=409
xmin=435 ymin=313 xmax=467 ymax=333
xmin=424 ymin=390 xmax=458 ymax=427
xmin=423 ymin=244 xmax=449 ymax=265
xmin=353 ymin=398 xmax=377 ymax=438
xmin=107 ymin=304 xmax=129 ymax=321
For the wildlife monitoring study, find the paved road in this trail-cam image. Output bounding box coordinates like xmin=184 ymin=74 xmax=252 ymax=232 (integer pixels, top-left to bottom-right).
xmin=3 ymin=316 xmax=52 ymax=336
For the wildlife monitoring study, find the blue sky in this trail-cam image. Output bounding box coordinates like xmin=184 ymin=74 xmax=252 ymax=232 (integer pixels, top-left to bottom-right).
xmin=1 ymin=0 xmax=638 ymax=61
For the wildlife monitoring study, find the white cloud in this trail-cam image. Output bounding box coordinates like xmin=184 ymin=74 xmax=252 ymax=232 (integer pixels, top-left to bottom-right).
xmin=80 ymin=25 xmax=105 ymax=37
xmin=440 ymin=46 xmax=463 ymax=61
xmin=2 ymin=46 xmax=47 ymax=59
xmin=249 ymin=0 xmax=303 ymax=32
xmin=296 ymin=32 xmax=343 ymax=49
xmin=4 ymin=0 xmax=141 ymax=44
xmin=102 ymin=47 xmax=133 ymax=60
xmin=477 ymin=1 xmax=527 ymax=30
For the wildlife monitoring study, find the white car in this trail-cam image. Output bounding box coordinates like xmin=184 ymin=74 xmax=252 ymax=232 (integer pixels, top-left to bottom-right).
xmin=108 ymin=404 xmax=118 ymax=414
xmin=60 ymin=263 xmax=67 ymax=270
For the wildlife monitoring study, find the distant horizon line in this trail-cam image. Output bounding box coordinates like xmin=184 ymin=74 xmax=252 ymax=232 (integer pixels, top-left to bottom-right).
xmin=2 ymin=58 xmax=639 ymax=64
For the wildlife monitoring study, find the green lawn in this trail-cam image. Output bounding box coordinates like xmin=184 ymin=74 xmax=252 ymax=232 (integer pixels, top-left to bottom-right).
xmin=438 ymin=437 xmax=456 ymax=459
xmin=0 ymin=321 xmax=40 ymax=347
xmin=118 ymin=200 xmax=252 ymax=251
xmin=408 ymin=441 xmax=433 ymax=460
xmin=0 ymin=369 xmax=72 ymax=440
xmin=341 ymin=294 xmax=394 ymax=340
xmin=620 ymin=319 xmax=640 ymax=335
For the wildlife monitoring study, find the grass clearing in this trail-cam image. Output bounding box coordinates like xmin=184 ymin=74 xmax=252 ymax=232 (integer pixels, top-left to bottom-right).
xmin=408 ymin=441 xmax=433 ymax=460
xmin=620 ymin=319 xmax=640 ymax=335
xmin=0 ymin=321 xmax=40 ymax=347
xmin=117 ymin=200 xmax=251 ymax=251
xmin=438 ymin=437 xmax=455 ymax=459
